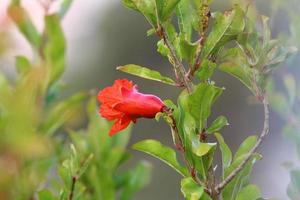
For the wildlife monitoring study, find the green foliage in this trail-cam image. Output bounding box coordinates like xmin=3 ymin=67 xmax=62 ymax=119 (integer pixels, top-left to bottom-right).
xmin=181 ymin=177 xmax=204 ymax=200
xmin=0 ymin=1 xmax=151 ymax=199
xmin=201 ymin=5 xmax=245 ymax=59
xmin=207 ymin=116 xmax=229 ymax=134
xmin=8 ymin=1 xmax=41 ymax=48
xmin=236 ymin=184 xmax=262 ymax=200
xmin=117 ymin=64 xmax=176 ymax=85
xmin=43 ymin=14 xmax=66 ymax=86
xmin=187 ymin=83 xmax=223 ymax=131
xmin=133 ymin=139 xmax=189 ymax=176
xmin=214 ymin=133 xmax=232 ymax=173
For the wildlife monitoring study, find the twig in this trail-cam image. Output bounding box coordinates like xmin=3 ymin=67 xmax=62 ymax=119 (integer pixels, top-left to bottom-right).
xmin=69 ymin=176 xmax=77 ymax=200
xmin=157 ymin=26 xmax=193 ymax=93
xmin=215 ymin=96 xmax=270 ymax=193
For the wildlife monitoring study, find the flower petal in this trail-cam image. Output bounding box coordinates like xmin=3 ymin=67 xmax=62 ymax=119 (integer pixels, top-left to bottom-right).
xmin=109 ymin=115 xmax=132 ymax=137
xmin=99 ymin=104 xmax=123 ymax=121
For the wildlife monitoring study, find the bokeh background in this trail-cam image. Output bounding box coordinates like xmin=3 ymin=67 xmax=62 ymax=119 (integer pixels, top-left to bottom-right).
xmin=0 ymin=0 xmax=299 ymax=199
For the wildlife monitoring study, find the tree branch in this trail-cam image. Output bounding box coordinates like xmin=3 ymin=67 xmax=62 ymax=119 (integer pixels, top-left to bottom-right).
xmin=215 ymin=97 xmax=270 ymax=193
xmin=68 ymin=176 xmax=77 ymax=200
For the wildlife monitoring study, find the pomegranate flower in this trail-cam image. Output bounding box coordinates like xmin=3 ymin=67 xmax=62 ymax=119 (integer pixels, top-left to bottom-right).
xmin=98 ymin=79 xmax=165 ymax=136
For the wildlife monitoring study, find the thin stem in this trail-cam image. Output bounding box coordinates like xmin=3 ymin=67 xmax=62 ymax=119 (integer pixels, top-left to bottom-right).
xmin=158 ymin=26 xmax=193 ymax=93
xmin=69 ymin=176 xmax=77 ymax=200
xmin=215 ymin=97 xmax=270 ymax=193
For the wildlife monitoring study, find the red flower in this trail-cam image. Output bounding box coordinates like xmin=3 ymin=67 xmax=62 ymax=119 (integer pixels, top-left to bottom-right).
xmin=98 ymin=79 xmax=165 ymax=136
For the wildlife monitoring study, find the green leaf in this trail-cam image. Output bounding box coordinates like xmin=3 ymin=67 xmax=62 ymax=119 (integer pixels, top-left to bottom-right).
xmin=207 ymin=116 xmax=229 ymax=134
xmin=214 ymin=133 xmax=232 ymax=172
xmin=40 ymin=92 xmax=88 ymax=136
xmin=223 ymin=154 xmax=262 ymax=200
xmin=119 ymin=161 xmax=152 ymax=200
xmin=181 ymin=177 xmax=204 ymax=200
xmin=43 ymin=14 xmax=66 ymax=85
xmin=202 ymin=5 xmax=245 ymax=59
xmin=8 ymin=2 xmax=41 ymax=49
xmin=176 ymin=0 xmax=194 ymax=41
xmin=15 ymin=56 xmax=31 ymax=76
xmin=236 ymin=184 xmax=262 ymax=200
xmin=59 ymin=0 xmax=74 ymax=19
xmin=187 ymin=83 xmax=224 ymax=131
xmin=234 ymin=135 xmax=257 ymax=161
xmin=156 ymin=0 xmax=181 ymax=22
xmin=219 ymin=48 xmax=255 ymax=94
xmin=196 ymin=59 xmax=217 ymax=81
xmin=179 ymin=35 xmax=199 ymax=63
xmin=192 ymin=141 xmax=216 ymax=157
xmin=77 ymin=154 xmax=94 ymax=178
xmin=117 ymin=64 xmax=176 ymax=85
xmin=132 ymin=139 xmax=189 ymax=176
xmin=123 ymin=0 xmax=157 ymax=26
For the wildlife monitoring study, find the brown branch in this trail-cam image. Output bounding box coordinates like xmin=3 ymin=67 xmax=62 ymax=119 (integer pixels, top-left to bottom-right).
xmin=68 ymin=176 xmax=77 ymax=200
xmin=215 ymin=97 xmax=270 ymax=193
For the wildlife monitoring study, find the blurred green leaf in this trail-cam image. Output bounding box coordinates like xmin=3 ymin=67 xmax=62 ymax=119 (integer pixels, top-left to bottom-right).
xmin=40 ymin=92 xmax=87 ymax=136
xmin=8 ymin=1 xmax=41 ymax=49
xmin=214 ymin=132 xmax=232 ymax=173
xmin=38 ymin=189 xmax=55 ymax=200
xmin=236 ymin=184 xmax=262 ymax=200
xmin=287 ymin=170 xmax=300 ymax=200
xmin=187 ymin=83 xmax=223 ymax=131
xmin=207 ymin=116 xmax=229 ymax=134
xmin=202 ymin=5 xmax=245 ymax=59
xmin=132 ymin=139 xmax=189 ymax=176
xmin=117 ymin=64 xmax=176 ymax=85
xmin=181 ymin=177 xmax=204 ymax=200
xmin=283 ymin=73 xmax=296 ymax=106
xmin=15 ymin=56 xmax=31 ymax=76
xmin=120 ymin=161 xmax=152 ymax=200
xmin=59 ymin=0 xmax=74 ymax=19
xmin=43 ymin=14 xmax=66 ymax=85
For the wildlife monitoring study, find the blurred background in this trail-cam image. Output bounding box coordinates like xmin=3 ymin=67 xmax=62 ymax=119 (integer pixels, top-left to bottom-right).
xmin=0 ymin=0 xmax=299 ymax=199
